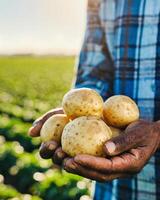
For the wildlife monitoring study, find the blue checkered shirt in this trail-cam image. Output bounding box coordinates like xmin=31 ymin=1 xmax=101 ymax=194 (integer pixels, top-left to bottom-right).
xmin=75 ymin=0 xmax=160 ymax=199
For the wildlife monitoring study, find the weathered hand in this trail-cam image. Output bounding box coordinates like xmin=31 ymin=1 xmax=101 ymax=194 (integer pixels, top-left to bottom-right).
xmin=28 ymin=108 xmax=63 ymax=137
xmin=28 ymin=108 xmax=67 ymax=165
xmin=63 ymin=120 xmax=160 ymax=182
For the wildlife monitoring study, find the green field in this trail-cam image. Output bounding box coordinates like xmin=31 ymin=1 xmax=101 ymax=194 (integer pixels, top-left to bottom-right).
xmin=0 ymin=56 xmax=91 ymax=200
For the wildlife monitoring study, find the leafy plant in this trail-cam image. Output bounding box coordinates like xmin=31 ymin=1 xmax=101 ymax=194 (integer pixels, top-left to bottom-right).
xmin=0 ymin=56 xmax=91 ymax=200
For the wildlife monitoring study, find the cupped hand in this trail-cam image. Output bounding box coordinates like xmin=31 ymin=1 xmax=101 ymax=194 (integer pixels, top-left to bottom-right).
xmin=28 ymin=108 xmax=68 ymax=165
xmin=63 ymin=120 xmax=160 ymax=182
xmin=28 ymin=108 xmax=64 ymax=137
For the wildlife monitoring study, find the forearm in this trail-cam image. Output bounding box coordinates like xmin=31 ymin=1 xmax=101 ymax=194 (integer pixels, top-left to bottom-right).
xmin=73 ymin=0 xmax=114 ymax=100
xmin=74 ymin=56 xmax=114 ymax=100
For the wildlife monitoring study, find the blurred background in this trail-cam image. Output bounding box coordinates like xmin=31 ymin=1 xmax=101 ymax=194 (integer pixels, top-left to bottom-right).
xmin=0 ymin=1 xmax=92 ymax=199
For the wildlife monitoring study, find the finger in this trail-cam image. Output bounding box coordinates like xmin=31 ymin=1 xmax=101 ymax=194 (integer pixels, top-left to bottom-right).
xmin=74 ymin=155 xmax=113 ymax=173
xmin=104 ymin=129 xmax=143 ymax=156
xmin=52 ymin=147 xmax=67 ymax=165
xmin=28 ymin=123 xmax=43 ymax=137
xmin=33 ymin=108 xmax=64 ymax=126
xmin=28 ymin=108 xmax=63 ymax=137
xmin=125 ymin=120 xmax=151 ymax=132
xmin=63 ymin=158 xmax=128 ymax=182
xmin=74 ymin=149 xmax=143 ymax=173
xmin=39 ymin=141 xmax=58 ymax=159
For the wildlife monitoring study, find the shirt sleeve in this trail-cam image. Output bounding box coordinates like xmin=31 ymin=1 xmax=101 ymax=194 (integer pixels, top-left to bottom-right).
xmin=74 ymin=0 xmax=114 ymax=100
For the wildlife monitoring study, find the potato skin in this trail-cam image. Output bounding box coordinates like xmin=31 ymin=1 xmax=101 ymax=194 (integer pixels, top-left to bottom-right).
xmin=62 ymin=88 xmax=103 ymax=119
xmin=61 ymin=116 xmax=112 ymax=157
xmin=103 ymin=95 xmax=139 ymax=128
xmin=109 ymin=126 xmax=123 ymax=138
xmin=40 ymin=114 xmax=69 ymax=143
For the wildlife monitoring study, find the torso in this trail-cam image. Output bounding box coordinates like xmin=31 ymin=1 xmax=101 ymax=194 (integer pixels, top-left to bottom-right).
xmin=94 ymin=0 xmax=160 ymax=199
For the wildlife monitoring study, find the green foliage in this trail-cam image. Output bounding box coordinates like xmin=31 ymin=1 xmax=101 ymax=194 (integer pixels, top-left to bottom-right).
xmin=0 ymin=183 xmax=42 ymax=200
xmin=31 ymin=170 xmax=89 ymax=200
xmin=0 ymin=56 xmax=91 ymax=200
xmin=0 ymin=183 xmax=19 ymax=199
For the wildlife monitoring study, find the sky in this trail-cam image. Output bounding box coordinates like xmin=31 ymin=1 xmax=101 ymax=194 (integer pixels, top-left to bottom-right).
xmin=0 ymin=0 xmax=87 ymax=55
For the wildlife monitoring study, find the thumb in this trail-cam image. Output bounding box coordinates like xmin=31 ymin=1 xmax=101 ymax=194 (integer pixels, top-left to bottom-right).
xmin=104 ymin=131 xmax=138 ymax=156
xmin=28 ymin=108 xmax=63 ymax=137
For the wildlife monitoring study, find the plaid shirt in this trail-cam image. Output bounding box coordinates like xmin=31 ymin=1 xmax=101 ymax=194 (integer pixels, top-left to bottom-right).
xmin=75 ymin=0 xmax=160 ymax=199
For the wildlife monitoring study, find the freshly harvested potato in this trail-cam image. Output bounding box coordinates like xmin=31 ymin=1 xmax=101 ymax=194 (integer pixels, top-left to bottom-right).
xmin=103 ymin=95 xmax=139 ymax=128
xmin=40 ymin=114 xmax=69 ymax=143
xmin=109 ymin=126 xmax=123 ymax=138
xmin=61 ymin=116 xmax=112 ymax=157
xmin=62 ymin=88 xmax=103 ymax=119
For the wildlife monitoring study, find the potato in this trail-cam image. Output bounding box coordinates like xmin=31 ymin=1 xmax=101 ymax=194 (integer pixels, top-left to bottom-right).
xmin=40 ymin=114 xmax=69 ymax=143
xmin=62 ymin=88 xmax=103 ymax=119
xmin=61 ymin=116 xmax=112 ymax=157
xmin=103 ymin=95 xmax=139 ymax=128
xmin=109 ymin=126 xmax=123 ymax=138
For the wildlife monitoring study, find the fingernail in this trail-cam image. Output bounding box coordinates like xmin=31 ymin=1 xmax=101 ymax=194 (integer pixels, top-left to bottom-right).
xmin=105 ymin=142 xmax=116 ymax=154
xmin=57 ymin=151 xmax=64 ymax=158
xmin=64 ymin=159 xmax=76 ymax=170
xmin=68 ymin=163 xmax=76 ymax=170
xmin=74 ymin=156 xmax=82 ymax=163
xmin=48 ymin=143 xmax=56 ymax=150
xmin=63 ymin=158 xmax=69 ymax=165
xmin=33 ymin=121 xmax=38 ymax=126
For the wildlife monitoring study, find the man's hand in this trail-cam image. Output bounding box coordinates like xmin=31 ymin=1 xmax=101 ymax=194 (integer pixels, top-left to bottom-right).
xmin=63 ymin=120 xmax=160 ymax=182
xmin=28 ymin=108 xmax=63 ymax=137
xmin=28 ymin=108 xmax=67 ymax=164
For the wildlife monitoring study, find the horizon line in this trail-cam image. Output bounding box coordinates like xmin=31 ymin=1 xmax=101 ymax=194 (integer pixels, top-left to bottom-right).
xmin=0 ymin=53 xmax=77 ymax=57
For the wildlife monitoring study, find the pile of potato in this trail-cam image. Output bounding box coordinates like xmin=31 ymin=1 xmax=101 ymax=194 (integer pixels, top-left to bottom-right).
xmin=40 ymin=88 xmax=139 ymax=157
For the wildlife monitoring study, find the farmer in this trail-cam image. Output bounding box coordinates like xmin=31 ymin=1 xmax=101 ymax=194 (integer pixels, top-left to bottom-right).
xmin=29 ymin=0 xmax=160 ymax=199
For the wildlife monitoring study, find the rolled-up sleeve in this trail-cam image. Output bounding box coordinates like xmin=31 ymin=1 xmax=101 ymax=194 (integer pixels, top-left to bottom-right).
xmin=74 ymin=0 xmax=114 ymax=100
